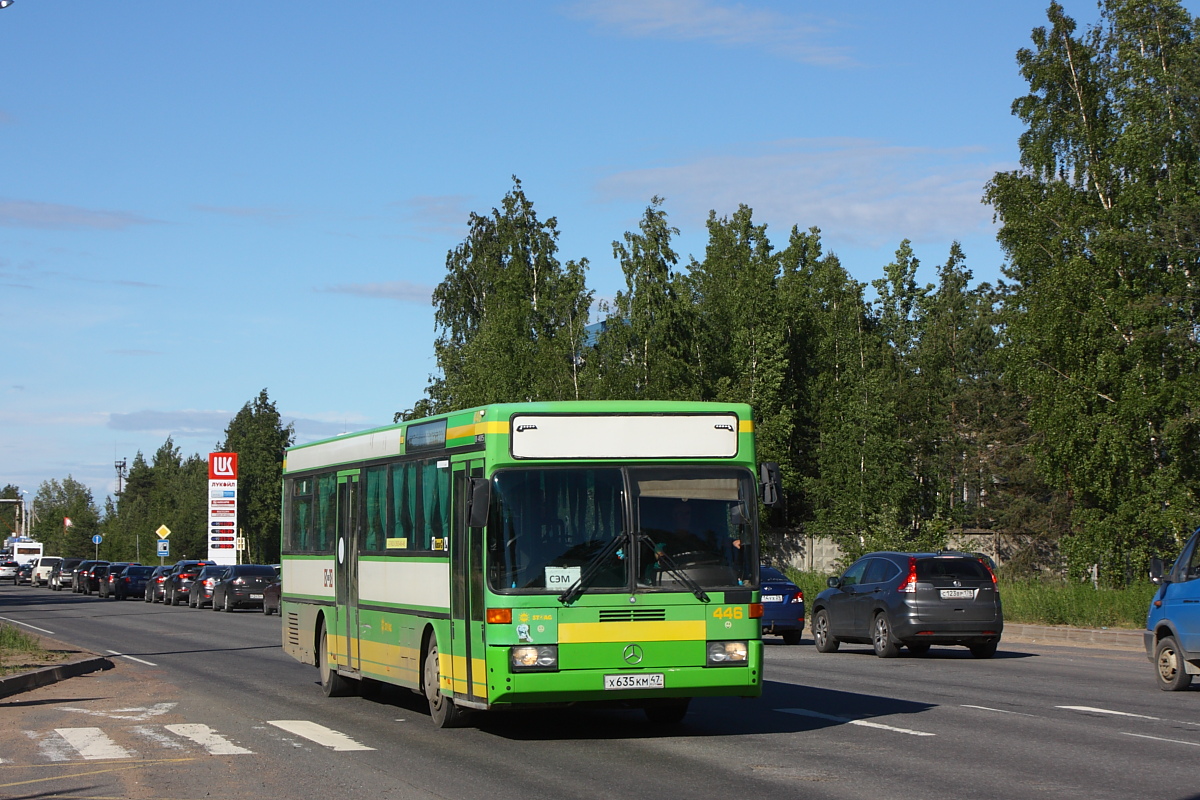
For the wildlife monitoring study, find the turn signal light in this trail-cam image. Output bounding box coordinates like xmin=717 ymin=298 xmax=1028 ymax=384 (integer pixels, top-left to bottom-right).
xmin=748 ymin=603 xmax=764 ymax=619
xmin=487 ymin=608 xmax=512 ymax=624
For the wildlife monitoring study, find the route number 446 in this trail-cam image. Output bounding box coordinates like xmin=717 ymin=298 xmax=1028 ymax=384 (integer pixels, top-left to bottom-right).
xmin=712 ymin=606 xmax=744 ymax=620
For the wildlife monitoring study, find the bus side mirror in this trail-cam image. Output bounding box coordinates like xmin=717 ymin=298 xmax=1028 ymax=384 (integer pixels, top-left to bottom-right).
xmin=1150 ymin=557 xmax=1167 ymax=585
xmin=468 ymin=477 xmax=491 ymax=528
xmin=760 ymin=462 xmax=781 ymax=507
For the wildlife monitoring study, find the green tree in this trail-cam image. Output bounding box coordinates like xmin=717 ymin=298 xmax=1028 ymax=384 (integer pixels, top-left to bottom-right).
xmin=424 ymin=177 xmax=593 ymax=412
xmin=587 ymin=197 xmax=695 ymax=400
xmin=219 ymin=389 xmax=294 ymax=564
xmin=0 ymin=484 xmax=23 ymax=540
xmin=985 ymin=0 xmax=1200 ymax=582
xmin=30 ymin=477 xmax=100 ymax=557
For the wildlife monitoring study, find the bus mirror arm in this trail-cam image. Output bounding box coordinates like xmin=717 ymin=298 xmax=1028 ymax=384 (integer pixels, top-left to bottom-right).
xmin=468 ymin=478 xmax=491 ymax=528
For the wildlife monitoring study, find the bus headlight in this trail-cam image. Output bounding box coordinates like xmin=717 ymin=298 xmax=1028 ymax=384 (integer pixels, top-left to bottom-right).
xmin=510 ymin=645 xmax=558 ymax=672
xmin=707 ymin=641 xmax=748 ymax=666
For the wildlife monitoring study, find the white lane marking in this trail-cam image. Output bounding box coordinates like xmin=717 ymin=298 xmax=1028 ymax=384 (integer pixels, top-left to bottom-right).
xmin=1057 ymin=705 xmax=1160 ymax=720
xmin=105 ymin=649 xmax=158 ymax=666
xmin=267 ymin=720 xmax=376 ymax=751
xmin=962 ymin=704 xmax=1039 ymax=717
xmin=131 ymin=725 xmax=187 ymax=750
xmin=55 ymin=727 xmax=134 ymax=760
xmin=58 ymin=702 xmax=176 ymax=721
xmin=0 ymin=615 xmax=55 ymax=635
xmin=776 ymin=708 xmax=936 ymax=737
xmin=164 ymin=723 xmax=253 ymax=755
xmin=1121 ymin=732 xmax=1200 ymax=747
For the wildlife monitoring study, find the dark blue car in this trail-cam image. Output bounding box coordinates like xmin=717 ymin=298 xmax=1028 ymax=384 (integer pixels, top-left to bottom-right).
xmin=1147 ymin=527 xmax=1200 ymax=690
xmin=111 ymin=565 xmax=155 ymax=600
xmin=760 ymin=565 xmax=805 ymax=644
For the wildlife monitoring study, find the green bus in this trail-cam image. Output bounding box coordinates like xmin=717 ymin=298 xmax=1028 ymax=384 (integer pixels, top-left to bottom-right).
xmin=279 ymin=400 xmax=780 ymax=726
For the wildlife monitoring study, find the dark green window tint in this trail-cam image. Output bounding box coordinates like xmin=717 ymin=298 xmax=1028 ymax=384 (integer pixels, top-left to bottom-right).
xmin=364 ymin=466 xmax=388 ymax=551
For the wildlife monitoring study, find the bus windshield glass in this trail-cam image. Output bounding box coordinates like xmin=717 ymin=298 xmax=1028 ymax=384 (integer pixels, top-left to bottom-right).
xmin=486 ymin=466 xmax=756 ymax=594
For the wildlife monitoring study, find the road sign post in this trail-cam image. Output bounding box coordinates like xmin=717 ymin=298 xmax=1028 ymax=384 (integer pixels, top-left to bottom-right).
xmin=91 ymin=533 xmax=102 ymax=559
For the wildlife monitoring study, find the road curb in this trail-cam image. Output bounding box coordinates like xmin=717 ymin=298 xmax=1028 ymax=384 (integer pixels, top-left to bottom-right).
xmin=1002 ymin=623 xmax=1144 ymax=652
xmin=0 ymin=655 xmax=115 ymax=699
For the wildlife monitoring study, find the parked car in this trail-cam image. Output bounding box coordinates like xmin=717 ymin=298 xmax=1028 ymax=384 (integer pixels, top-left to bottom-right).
xmin=0 ymin=560 xmax=18 ymax=583
xmin=73 ymin=560 xmax=109 ymax=594
xmin=145 ymin=565 xmax=174 ymax=603
xmin=811 ymin=551 xmax=1003 ymax=659
xmin=111 ymin=565 xmax=155 ymax=600
xmin=164 ymin=560 xmax=216 ymax=606
xmin=16 ymin=562 xmax=33 ymax=585
xmin=760 ymin=565 xmax=805 ymax=644
xmin=1147 ymin=527 xmax=1200 ymax=690
xmin=189 ymin=565 xmax=227 ymax=608
xmin=50 ymin=557 xmax=85 ymax=591
xmin=211 ymin=564 xmax=278 ymax=612
xmin=32 ymin=556 xmax=62 ymax=587
xmin=262 ymin=578 xmax=281 ymax=615
xmin=97 ymin=563 xmax=140 ymax=598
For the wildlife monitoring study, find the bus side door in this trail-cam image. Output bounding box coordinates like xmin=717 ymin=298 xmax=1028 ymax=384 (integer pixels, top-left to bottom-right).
xmin=336 ymin=471 xmax=361 ymax=674
xmin=450 ymin=459 xmax=487 ymax=705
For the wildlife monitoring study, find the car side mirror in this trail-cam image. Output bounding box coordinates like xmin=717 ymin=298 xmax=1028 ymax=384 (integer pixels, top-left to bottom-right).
xmin=827 ymin=576 xmax=841 ymax=589
xmin=1150 ymin=557 xmax=1167 ymax=585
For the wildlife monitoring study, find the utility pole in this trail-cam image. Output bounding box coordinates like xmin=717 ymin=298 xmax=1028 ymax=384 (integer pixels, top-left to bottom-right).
xmin=115 ymin=458 xmax=132 ymax=562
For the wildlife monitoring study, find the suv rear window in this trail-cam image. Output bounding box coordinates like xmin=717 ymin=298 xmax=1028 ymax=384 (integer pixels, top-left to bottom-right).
xmin=916 ymin=557 xmax=990 ymax=582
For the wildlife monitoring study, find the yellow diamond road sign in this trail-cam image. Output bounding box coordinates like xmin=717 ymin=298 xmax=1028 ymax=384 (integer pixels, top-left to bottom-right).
xmin=156 ymin=525 xmax=171 ymax=539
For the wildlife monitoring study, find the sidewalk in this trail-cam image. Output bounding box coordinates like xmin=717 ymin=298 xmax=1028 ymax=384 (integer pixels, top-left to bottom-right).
xmin=1000 ymin=622 xmax=1144 ymax=652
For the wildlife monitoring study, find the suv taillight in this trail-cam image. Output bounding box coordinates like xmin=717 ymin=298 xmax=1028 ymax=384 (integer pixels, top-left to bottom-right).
xmin=897 ymin=557 xmax=918 ymax=593
xmin=979 ymin=558 xmax=998 ymax=584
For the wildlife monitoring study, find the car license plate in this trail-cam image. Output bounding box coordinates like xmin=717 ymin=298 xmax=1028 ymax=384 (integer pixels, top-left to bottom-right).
xmin=604 ymin=673 xmax=665 ymax=690
xmin=762 ymin=594 xmax=784 ymax=603
xmin=249 ymin=593 xmax=263 ymax=599
xmin=940 ymin=589 xmax=975 ymax=599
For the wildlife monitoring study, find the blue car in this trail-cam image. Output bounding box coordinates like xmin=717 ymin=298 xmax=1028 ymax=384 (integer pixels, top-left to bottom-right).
xmin=760 ymin=565 xmax=805 ymax=644
xmin=1147 ymin=527 xmax=1200 ymax=690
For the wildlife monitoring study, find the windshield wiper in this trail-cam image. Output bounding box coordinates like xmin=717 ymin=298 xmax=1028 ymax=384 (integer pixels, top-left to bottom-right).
xmin=558 ymin=533 xmax=628 ymax=606
xmin=634 ymin=533 xmax=710 ymax=603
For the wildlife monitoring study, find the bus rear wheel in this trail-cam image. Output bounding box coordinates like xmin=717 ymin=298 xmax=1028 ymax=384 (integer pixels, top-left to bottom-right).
xmin=423 ymin=637 xmax=466 ymax=728
xmin=319 ymin=623 xmax=354 ymax=698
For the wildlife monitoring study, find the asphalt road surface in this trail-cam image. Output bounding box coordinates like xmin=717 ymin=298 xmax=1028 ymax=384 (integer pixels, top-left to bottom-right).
xmin=1 ymin=583 xmax=1197 ymax=800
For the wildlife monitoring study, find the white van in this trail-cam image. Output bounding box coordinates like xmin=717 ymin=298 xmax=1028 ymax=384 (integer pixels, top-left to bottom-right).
xmin=32 ymin=556 xmax=61 ymax=587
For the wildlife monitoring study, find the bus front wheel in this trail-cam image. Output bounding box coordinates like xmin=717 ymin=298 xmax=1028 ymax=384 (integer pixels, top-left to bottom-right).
xmin=423 ymin=637 xmax=466 ymax=728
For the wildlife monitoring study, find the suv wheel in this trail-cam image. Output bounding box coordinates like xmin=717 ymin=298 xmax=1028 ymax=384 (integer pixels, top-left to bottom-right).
xmin=1155 ymin=636 xmax=1193 ymax=691
xmin=872 ymin=613 xmax=900 ymax=658
xmin=812 ymin=609 xmax=839 ymax=653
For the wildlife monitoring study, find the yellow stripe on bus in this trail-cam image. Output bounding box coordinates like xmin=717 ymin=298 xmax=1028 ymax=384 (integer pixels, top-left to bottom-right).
xmin=559 ymin=620 xmax=705 ymax=643
xmin=739 ymin=420 xmax=753 ymax=433
xmin=447 ymin=420 xmax=510 ymax=441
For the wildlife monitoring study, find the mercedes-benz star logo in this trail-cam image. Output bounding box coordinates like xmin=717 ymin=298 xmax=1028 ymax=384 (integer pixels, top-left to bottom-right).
xmin=623 ymin=644 xmax=643 ymax=665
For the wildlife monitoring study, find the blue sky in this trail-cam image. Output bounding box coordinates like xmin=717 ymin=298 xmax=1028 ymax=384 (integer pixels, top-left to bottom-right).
xmin=0 ymin=0 xmax=1150 ymax=504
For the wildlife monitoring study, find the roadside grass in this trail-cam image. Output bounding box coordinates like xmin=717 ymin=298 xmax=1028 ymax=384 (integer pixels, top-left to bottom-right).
xmin=784 ymin=569 xmax=1154 ymax=630
xmin=0 ymin=623 xmax=71 ymax=676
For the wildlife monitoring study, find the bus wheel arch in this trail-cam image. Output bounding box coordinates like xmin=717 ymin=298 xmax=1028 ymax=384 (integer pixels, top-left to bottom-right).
xmin=421 ymin=626 xmax=466 ymax=728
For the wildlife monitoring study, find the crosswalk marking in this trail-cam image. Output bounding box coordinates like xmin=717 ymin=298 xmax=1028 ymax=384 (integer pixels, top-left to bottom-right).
xmin=164 ymin=724 xmax=253 ymax=755
xmin=55 ymin=727 xmax=134 ymax=760
xmin=267 ymin=720 xmax=375 ymax=751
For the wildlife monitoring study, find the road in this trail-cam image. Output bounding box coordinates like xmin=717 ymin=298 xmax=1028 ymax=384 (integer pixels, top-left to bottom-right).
xmin=1 ymin=583 xmax=1197 ymax=800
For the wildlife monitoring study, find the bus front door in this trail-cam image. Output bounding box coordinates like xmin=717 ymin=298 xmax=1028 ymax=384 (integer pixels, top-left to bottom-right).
xmin=336 ymin=472 xmax=361 ymax=674
xmin=451 ymin=460 xmax=487 ymax=706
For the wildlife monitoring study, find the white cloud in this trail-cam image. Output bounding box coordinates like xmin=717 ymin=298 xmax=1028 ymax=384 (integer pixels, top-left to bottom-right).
xmin=0 ymin=199 xmax=160 ymax=231
xmin=319 ymin=280 xmax=432 ymax=304
xmin=106 ymin=409 xmax=232 ymax=436
xmin=401 ymin=194 xmax=474 ymax=235
xmin=595 ymin=138 xmax=1010 ymax=248
xmin=568 ymin=0 xmax=852 ymax=66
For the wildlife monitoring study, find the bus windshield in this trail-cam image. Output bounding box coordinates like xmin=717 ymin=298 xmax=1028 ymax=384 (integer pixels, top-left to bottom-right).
xmin=486 ymin=466 xmax=756 ymax=594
